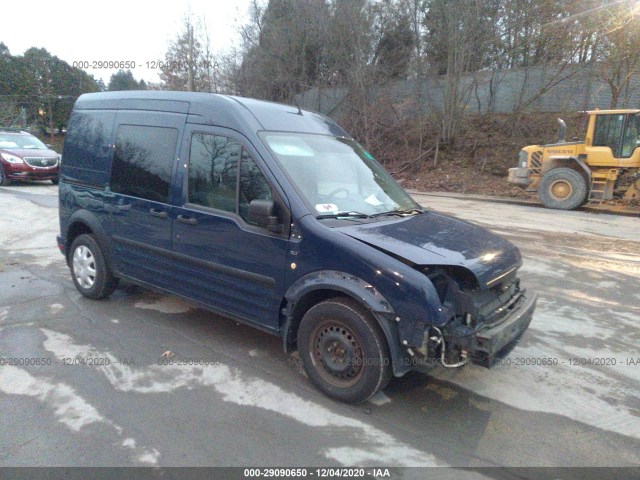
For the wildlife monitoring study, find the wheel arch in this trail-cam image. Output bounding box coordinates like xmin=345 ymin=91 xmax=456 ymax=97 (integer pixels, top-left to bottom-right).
xmin=542 ymin=156 xmax=591 ymax=185
xmin=64 ymin=210 xmax=112 ymax=267
xmin=281 ymin=270 xmax=407 ymax=377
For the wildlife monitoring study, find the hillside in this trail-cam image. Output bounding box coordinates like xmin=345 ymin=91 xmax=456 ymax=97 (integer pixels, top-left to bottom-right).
xmin=385 ymin=112 xmax=588 ymax=199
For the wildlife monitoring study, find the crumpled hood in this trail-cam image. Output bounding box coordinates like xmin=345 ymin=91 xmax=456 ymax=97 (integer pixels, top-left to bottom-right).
xmin=336 ymin=211 xmax=522 ymax=288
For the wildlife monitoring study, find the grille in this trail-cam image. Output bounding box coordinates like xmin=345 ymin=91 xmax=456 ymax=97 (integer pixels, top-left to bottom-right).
xmin=23 ymin=156 xmax=58 ymax=168
xmin=483 ymin=283 xmax=522 ymax=325
xmin=530 ymin=151 xmax=543 ymax=173
xmin=470 ymin=276 xmax=521 ymax=326
xmin=424 ymin=266 xmax=521 ymax=328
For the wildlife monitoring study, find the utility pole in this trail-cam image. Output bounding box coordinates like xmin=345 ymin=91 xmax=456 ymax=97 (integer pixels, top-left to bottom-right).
xmin=188 ymin=23 xmax=195 ymax=92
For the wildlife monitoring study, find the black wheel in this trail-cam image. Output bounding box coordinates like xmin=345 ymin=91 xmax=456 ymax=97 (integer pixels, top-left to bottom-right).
xmin=69 ymin=234 xmax=118 ymax=299
xmin=51 ymin=178 xmax=59 ymax=185
xmin=538 ymin=167 xmax=587 ymax=210
xmin=0 ymin=167 xmax=10 ymax=186
xmin=297 ymin=297 xmax=392 ymax=403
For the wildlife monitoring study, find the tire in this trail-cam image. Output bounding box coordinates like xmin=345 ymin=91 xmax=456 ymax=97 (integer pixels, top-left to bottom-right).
xmin=51 ymin=178 xmax=59 ymax=185
xmin=69 ymin=234 xmax=118 ymax=299
xmin=0 ymin=167 xmax=10 ymax=186
xmin=297 ymin=297 xmax=392 ymax=404
xmin=538 ymin=167 xmax=588 ymax=210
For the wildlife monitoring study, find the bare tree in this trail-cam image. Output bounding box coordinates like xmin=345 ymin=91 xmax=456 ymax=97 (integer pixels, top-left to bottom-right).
xmin=425 ymin=0 xmax=489 ymax=149
xmin=596 ymin=0 xmax=640 ymax=107
xmin=160 ymin=14 xmax=218 ymax=92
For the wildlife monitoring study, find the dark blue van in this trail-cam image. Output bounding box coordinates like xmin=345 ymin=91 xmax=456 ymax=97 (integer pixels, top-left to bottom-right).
xmin=58 ymin=91 xmax=536 ymax=403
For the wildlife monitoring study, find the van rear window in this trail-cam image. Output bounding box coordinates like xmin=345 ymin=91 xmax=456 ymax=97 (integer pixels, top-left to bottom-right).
xmin=110 ymin=125 xmax=178 ymax=203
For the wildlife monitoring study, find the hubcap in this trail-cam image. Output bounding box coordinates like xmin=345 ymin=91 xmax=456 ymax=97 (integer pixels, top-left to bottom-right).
xmin=550 ymin=180 xmax=572 ymax=200
xmin=72 ymin=245 xmax=96 ymax=289
xmin=311 ymin=321 xmax=363 ymax=387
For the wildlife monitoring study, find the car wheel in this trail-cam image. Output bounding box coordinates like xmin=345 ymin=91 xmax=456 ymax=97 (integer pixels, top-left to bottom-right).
xmin=0 ymin=167 xmax=10 ymax=186
xmin=51 ymin=178 xmax=59 ymax=185
xmin=297 ymin=297 xmax=392 ymax=404
xmin=538 ymin=167 xmax=587 ymax=210
xmin=69 ymin=234 xmax=118 ymax=299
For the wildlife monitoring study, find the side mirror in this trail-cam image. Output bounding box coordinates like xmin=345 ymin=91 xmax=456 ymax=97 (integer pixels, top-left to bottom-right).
xmin=248 ymin=199 xmax=282 ymax=233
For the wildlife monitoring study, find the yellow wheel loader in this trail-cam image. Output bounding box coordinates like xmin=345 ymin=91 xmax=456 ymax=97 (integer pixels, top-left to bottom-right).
xmin=508 ymin=109 xmax=640 ymax=210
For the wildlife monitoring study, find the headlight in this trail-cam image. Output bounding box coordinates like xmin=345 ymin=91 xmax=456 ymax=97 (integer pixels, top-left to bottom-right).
xmin=518 ymin=151 xmax=528 ymax=168
xmin=1 ymin=153 xmax=24 ymax=164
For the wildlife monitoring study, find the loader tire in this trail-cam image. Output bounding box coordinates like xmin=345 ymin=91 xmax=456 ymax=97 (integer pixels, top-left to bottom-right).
xmin=539 ymin=168 xmax=587 ymax=210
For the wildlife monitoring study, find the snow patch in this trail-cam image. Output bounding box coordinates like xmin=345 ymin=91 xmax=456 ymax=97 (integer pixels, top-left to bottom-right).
xmin=0 ymin=356 xmax=161 ymax=465
xmin=41 ymin=328 xmax=443 ymax=467
xmin=49 ymin=303 xmax=64 ymax=314
xmin=123 ymin=438 xmax=136 ymax=448
xmin=0 ymin=365 xmax=107 ymax=432
xmin=137 ymin=448 xmax=160 ymax=465
xmin=369 ymin=392 xmax=392 ymax=406
xmin=134 ymin=296 xmax=192 ymax=314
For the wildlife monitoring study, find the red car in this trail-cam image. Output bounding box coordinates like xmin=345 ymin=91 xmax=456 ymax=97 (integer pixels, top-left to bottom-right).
xmin=0 ymin=129 xmax=60 ymax=185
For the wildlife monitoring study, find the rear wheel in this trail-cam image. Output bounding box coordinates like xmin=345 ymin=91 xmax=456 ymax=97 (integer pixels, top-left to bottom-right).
xmin=297 ymin=297 xmax=391 ymax=403
xmin=51 ymin=178 xmax=59 ymax=185
xmin=69 ymin=234 xmax=118 ymax=299
xmin=538 ymin=167 xmax=587 ymax=210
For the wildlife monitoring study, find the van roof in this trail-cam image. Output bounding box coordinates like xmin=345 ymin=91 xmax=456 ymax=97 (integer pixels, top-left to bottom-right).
xmin=74 ymin=91 xmax=349 ymax=137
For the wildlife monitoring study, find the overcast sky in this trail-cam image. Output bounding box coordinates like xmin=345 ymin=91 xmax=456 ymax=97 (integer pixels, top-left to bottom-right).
xmin=3 ymin=0 xmax=252 ymax=85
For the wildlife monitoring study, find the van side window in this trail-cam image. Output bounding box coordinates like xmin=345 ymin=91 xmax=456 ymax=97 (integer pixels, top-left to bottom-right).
xmin=110 ymin=125 xmax=177 ymax=203
xmin=188 ymin=133 xmax=240 ymax=213
xmin=239 ymin=149 xmax=273 ymax=224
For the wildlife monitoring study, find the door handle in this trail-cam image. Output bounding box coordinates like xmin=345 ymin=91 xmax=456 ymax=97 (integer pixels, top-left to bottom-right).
xmin=177 ymin=214 xmax=198 ymax=226
xmin=149 ymin=208 xmax=168 ymax=219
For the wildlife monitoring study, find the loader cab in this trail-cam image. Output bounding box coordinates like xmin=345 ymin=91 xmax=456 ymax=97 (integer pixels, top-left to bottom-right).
xmin=586 ymin=110 xmax=640 ymax=165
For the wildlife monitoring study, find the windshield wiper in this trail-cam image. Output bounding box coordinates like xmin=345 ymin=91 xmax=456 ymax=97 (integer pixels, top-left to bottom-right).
xmin=369 ymin=208 xmax=424 ymax=218
xmin=316 ymin=211 xmax=371 ymax=220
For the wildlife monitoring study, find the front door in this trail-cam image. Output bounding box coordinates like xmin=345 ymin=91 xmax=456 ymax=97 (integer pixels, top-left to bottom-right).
xmin=171 ymin=126 xmax=290 ymax=331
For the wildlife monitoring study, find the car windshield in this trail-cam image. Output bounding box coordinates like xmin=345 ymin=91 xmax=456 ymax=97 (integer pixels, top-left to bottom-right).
xmin=260 ymin=132 xmax=420 ymax=219
xmin=0 ymin=133 xmax=48 ymax=150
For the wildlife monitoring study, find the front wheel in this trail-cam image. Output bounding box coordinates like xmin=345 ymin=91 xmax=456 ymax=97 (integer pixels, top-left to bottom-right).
xmin=69 ymin=234 xmax=118 ymax=299
xmin=0 ymin=167 xmax=10 ymax=186
xmin=538 ymin=167 xmax=588 ymax=210
xmin=297 ymin=297 xmax=392 ymax=403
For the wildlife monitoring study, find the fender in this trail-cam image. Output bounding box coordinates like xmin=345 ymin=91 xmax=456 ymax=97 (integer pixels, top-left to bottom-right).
xmin=281 ymin=270 xmax=411 ymax=376
xmin=542 ymin=156 xmax=591 ymax=184
xmin=64 ymin=209 xmax=113 ymax=268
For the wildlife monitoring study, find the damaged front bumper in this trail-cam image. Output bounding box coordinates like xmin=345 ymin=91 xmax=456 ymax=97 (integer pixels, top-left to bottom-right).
xmin=408 ymin=290 xmax=537 ymax=372
xmin=467 ymin=290 xmax=537 ymax=366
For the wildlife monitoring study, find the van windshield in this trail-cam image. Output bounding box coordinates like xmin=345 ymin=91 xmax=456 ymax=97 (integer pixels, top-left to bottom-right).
xmin=260 ymin=132 xmax=420 ymax=219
